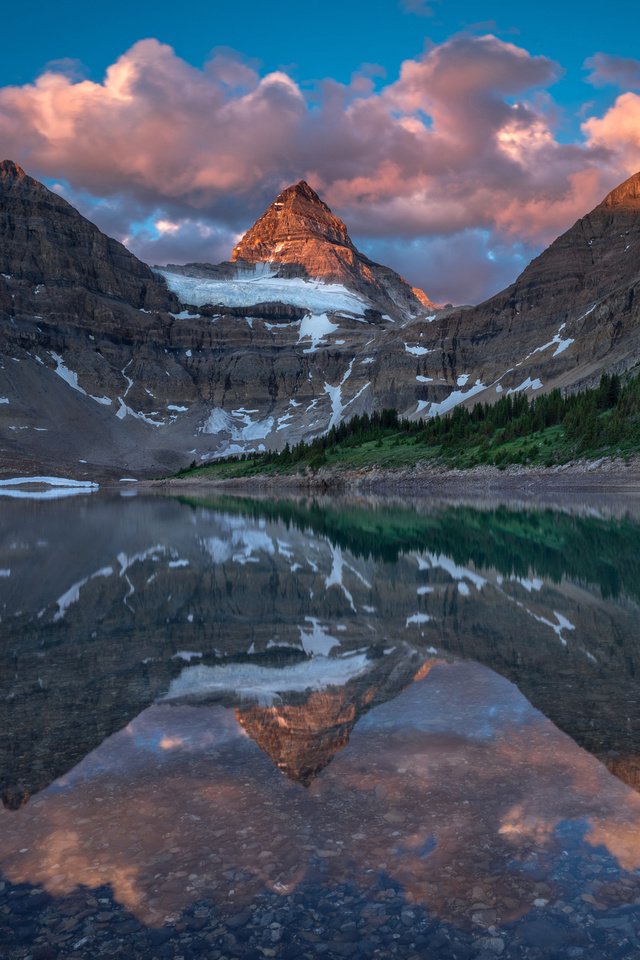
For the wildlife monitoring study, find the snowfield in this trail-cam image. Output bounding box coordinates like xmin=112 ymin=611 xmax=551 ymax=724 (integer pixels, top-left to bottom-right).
xmin=158 ymin=267 xmax=369 ymax=317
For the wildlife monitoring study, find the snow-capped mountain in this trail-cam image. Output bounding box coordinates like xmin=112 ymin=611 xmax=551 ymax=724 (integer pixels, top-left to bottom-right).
xmin=1 ymin=160 xmax=640 ymax=478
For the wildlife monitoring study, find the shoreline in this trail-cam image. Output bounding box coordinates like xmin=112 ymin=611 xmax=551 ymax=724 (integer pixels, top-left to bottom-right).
xmin=142 ymin=456 xmax=640 ymax=501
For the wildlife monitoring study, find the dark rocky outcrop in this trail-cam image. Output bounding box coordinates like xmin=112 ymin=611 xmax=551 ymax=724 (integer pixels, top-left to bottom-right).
xmin=0 ymin=160 xmax=175 ymax=309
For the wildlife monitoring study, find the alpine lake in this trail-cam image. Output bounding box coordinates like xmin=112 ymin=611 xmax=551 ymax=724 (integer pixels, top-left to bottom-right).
xmin=2 ymin=487 xmax=640 ymax=960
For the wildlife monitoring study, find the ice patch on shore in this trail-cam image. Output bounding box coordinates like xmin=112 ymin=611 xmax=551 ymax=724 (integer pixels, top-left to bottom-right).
xmin=0 ymin=476 xmax=98 ymax=488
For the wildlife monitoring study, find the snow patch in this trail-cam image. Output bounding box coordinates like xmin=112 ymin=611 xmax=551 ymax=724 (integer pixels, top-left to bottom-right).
xmin=420 ymin=552 xmax=487 ymax=591
xmin=507 ymin=377 xmax=543 ymax=394
xmin=325 ymin=543 xmax=356 ymax=611
xmin=200 ymin=407 xmax=274 ymax=442
xmin=512 ymin=577 xmax=544 ymax=592
xmin=427 ymin=380 xmax=486 ymax=417
xmin=298 ymin=313 xmax=338 ymax=352
xmin=50 ymin=352 xmax=111 ymax=406
xmin=406 ymin=613 xmax=431 ymax=626
xmin=404 ymin=343 xmax=431 ymax=356
xmin=528 ymin=324 xmax=575 ymax=360
xmin=299 ymin=618 xmax=340 ymax=656
xmin=53 ymin=566 xmax=113 ymax=622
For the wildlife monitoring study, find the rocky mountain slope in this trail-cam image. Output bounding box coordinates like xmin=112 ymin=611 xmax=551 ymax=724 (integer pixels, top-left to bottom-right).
xmin=1 ymin=161 xmax=639 ymax=478
xmin=396 ymin=170 xmax=640 ymax=413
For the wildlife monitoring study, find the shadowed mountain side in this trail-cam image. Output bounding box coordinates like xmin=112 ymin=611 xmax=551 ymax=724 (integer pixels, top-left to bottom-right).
xmin=396 ymin=169 xmax=640 ymax=411
xmin=0 ymin=161 xmax=174 ymax=308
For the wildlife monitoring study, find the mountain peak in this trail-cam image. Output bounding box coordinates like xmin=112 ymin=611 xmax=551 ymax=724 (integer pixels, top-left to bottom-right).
xmin=231 ymin=179 xmax=351 ymax=264
xmin=230 ymin=180 xmax=435 ymax=315
xmin=601 ymin=170 xmax=640 ymax=209
xmin=281 ymin=179 xmax=322 ymax=201
xmin=0 ymin=159 xmax=27 ymax=182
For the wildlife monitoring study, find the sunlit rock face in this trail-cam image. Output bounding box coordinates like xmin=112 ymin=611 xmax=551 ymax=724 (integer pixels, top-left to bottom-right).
xmin=2 ymin=493 xmax=640 ymax=808
xmin=229 ymin=179 xmax=435 ymax=317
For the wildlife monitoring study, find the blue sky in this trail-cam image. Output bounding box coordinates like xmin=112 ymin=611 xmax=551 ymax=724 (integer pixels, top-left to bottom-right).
xmin=1 ymin=0 xmax=638 ymax=302
xmin=2 ymin=0 xmax=630 ymax=121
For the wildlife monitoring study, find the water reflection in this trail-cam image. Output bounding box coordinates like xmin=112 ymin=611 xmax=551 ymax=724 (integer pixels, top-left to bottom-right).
xmin=2 ymin=663 xmax=640 ymax=941
xmin=2 ymin=493 xmax=640 ymax=808
xmin=1 ymin=492 xmax=640 ymax=956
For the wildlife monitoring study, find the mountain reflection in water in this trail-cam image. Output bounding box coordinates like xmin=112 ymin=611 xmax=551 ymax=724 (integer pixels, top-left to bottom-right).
xmin=2 ymin=662 xmax=640 ymax=934
xmin=1 ymin=491 xmax=640 ymax=957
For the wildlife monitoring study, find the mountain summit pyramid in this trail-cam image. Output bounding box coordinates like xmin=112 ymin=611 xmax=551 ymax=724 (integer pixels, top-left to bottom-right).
xmin=231 ymin=179 xmax=435 ymax=316
xmin=232 ymin=180 xmax=353 ymax=261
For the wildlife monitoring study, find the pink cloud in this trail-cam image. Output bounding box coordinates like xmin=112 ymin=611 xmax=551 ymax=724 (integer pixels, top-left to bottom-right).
xmin=582 ymin=93 xmax=640 ymax=176
xmin=0 ymin=34 xmax=634 ymax=302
